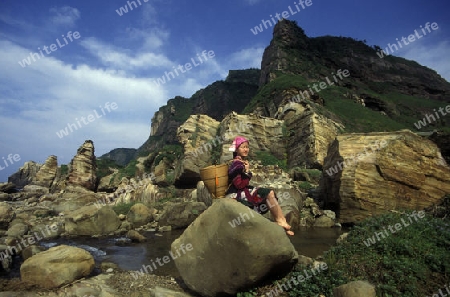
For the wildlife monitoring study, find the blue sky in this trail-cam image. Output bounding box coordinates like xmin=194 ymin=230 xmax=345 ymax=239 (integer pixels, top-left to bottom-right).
xmin=0 ymin=0 xmax=449 ymax=182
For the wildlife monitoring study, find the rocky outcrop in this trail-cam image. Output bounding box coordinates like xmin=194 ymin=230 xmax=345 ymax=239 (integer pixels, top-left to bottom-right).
xmin=333 ymin=280 xmax=376 ymax=297
xmin=0 ymin=182 xmax=16 ymax=194
xmin=259 ymin=20 xmax=308 ymax=86
xmin=8 ymin=161 xmax=41 ymax=189
xmin=0 ymin=202 xmax=14 ymax=229
xmin=300 ymin=198 xmax=337 ymax=227
xmin=319 ymin=130 xmax=450 ymax=223
xmin=176 ymin=114 xmax=221 ymax=186
xmin=67 ymin=140 xmax=97 ymax=191
xmin=219 ymin=112 xmax=285 ymax=163
xmin=20 ymin=245 xmax=95 ymax=289
xmin=126 ymin=203 xmax=154 ymax=228
xmin=64 ymin=205 xmax=120 ymax=236
xmin=52 ymin=190 xmax=99 ymax=213
xmin=279 ymin=101 xmax=343 ymax=168
xmin=32 ymin=155 xmax=58 ymax=189
xmin=158 ymin=201 xmax=207 ymax=229
xmin=259 ymin=19 xmax=450 ymax=101
xmin=172 ymin=199 xmax=298 ymax=296
xmin=154 ymin=160 xmax=171 ymax=186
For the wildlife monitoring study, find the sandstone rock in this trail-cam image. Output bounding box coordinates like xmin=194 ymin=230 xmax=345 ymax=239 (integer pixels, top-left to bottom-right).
xmin=21 ymin=245 xmax=46 ymax=260
xmin=22 ymin=185 xmax=49 ymax=196
xmin=219 ymin=112 xmax=285 ymax=164
xmin=32 ymin=155 xmax=58 ymax=189
xmin=0 ymin=193 xmax=9 ymax=202
xmin=29 ymin=222 xmax=62 ymax=239
xmin=279 ymin=101 xmax=342 ymax=168
xmin=65 ymin=205 xmax=120 ymax=236
xmin=313 ymin=215 xmax=335 ymax=228
xmin=52 ymin=191 xmax=99 ymax=213
xmin=336 ymin=232 xmax=349 ymax=245
xmin=319 ymin=130 xmax=450 ymax=223
xmin=176 ymin=114 xmax=221 ymax=186
xmin=8 ymin=161 xmax=41 ymax=189
xmin=20 ymin=245 xmax=95 ymax=289
xmin=154 ymin=160 xmax=170 ymax=186
xmin=126 ymin=230 xmax=147 ymax=242
xmin=159 ymin=225 xmax=172 ymax=232
xmin=67 ymin=140 xmax=97 ymax=191
xmin=6 ymin=222 xmax=28 ymax=238
xmin=127 ymin=203 xmax=153 ymax=228
xmin=158 ymin=201 xmax=207 ymax=229
xmin=196 ymin=181 xmax=213 ymax=207
xmin=0 ymin=182 xmax=16 ymax=193
xmin=172 ymin=199 xmax=298 ymax=296
xmin=113 ymin=175 xmax=159 ymax=205
xmin=0 ymin=202 xmax=14 ymax=229
xmin=333 ymin=280 xmax=376 ymax=297
xmin=0 ymin=244 xmax=12 ymax=272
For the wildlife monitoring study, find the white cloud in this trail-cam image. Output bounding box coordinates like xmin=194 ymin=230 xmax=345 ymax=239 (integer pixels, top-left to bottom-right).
xmin=80 ymin=37 xmax=173 ymax=70
xmin=49 ymin=6 xmax=81 ymax=27
xmin=399 ymin=40 xmax=450 ymax=82
xmin=228 ymin=47 xmax=265 ymax=69
xmin=0 ymin=40 xmax=166 ymax=168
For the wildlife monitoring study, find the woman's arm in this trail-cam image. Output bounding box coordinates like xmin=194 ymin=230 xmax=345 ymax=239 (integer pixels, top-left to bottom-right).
xmin=232 ymin=173 xmax=250 ymax=189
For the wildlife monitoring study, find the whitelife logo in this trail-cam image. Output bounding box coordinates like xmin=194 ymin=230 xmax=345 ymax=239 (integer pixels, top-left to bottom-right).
xmin=0 ymin=154 xmax=21 ymax=172
xmin=55 ymin=102 xmax=118 ymax=139
xmin=152 ymin=50 xmax=215 ymax=86
xmin=250 ymin=0 xmax=313 ymax=35
xmin=376 ymin=22 xmax=438 ymax=58
xmin=18 ymin=31 xmax=81 ymax=68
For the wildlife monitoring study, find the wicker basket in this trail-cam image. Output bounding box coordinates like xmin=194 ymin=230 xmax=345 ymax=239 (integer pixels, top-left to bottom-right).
xmin=200 ymin=164 xmax=229 ymax=198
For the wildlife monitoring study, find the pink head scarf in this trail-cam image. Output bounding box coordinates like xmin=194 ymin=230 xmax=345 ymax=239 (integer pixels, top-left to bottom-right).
xmin=229 ymin=136 xmax=249 ymax=152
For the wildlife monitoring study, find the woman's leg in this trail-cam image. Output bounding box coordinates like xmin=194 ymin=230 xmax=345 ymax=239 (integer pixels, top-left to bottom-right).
xmin=266 ymin=190 xmax=294 ymax=235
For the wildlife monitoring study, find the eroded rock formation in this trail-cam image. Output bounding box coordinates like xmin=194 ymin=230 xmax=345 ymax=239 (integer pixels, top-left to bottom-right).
xmin=319 ymin=130 xmax=450 ymax=223
xmin=66 ymin=140 xmax=97 ymax=191
xmin=33 ymin=155 xmax=58 ymax=189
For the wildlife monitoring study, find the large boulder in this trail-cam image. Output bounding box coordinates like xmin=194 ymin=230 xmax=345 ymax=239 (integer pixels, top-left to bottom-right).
xmin=52 ymin=190 xmax=99 ymax=213
xmin=333 ymin=280 xmax=376 ymax=297
xmin=158 ymin=201 xmax=207 ymax=229
xmin=0 ymin=202 xmax=14 ymax=229
xmin=319 ymin=130 xmax=450 ymax=223
xmin=8 ymin=161 xmax=41 ymax=189
xmin=172 ymin=199 xmax=298 ymax=296
xmin=176 ymin=114 xmax=221 ymax=186
xmin=65 ymin=205 xmax=120 ymax=236
xmin=219 ymin=112 xmax=284 ymax=164
xmin=32 ymin=155 xmax=59 ymax=189
xmin=127 ymin=203 xmax=154 ymax=228
xmin=278 ymin=101 xmax=343 ymax=168
xmin=20 ymin=245 xmax=95 ymax=289
xmin=66 ymin=140 xmax=97 ymax=191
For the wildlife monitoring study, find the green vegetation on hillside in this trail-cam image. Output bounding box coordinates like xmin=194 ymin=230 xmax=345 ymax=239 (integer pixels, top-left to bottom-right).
xmin=96 ymin=158 xmax=123 ymax=179
xmin=112 ymin=159 xmax=139 ymax=181
xmin=154 ymin=144 xmax=183 ymax=166
xmin=244 ymin=72 xmax=450 ymax=133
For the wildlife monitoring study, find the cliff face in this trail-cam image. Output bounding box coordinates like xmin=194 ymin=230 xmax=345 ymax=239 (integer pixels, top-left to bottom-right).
xmin=137 ymin=69 xmax=260 ymax=156
xmin=259 ymin=19 xmax=450 ymax=102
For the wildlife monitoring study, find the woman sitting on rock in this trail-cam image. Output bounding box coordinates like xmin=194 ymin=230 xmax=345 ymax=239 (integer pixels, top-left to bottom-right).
xmin=225 ymin=136 xmax=294 ymax=236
